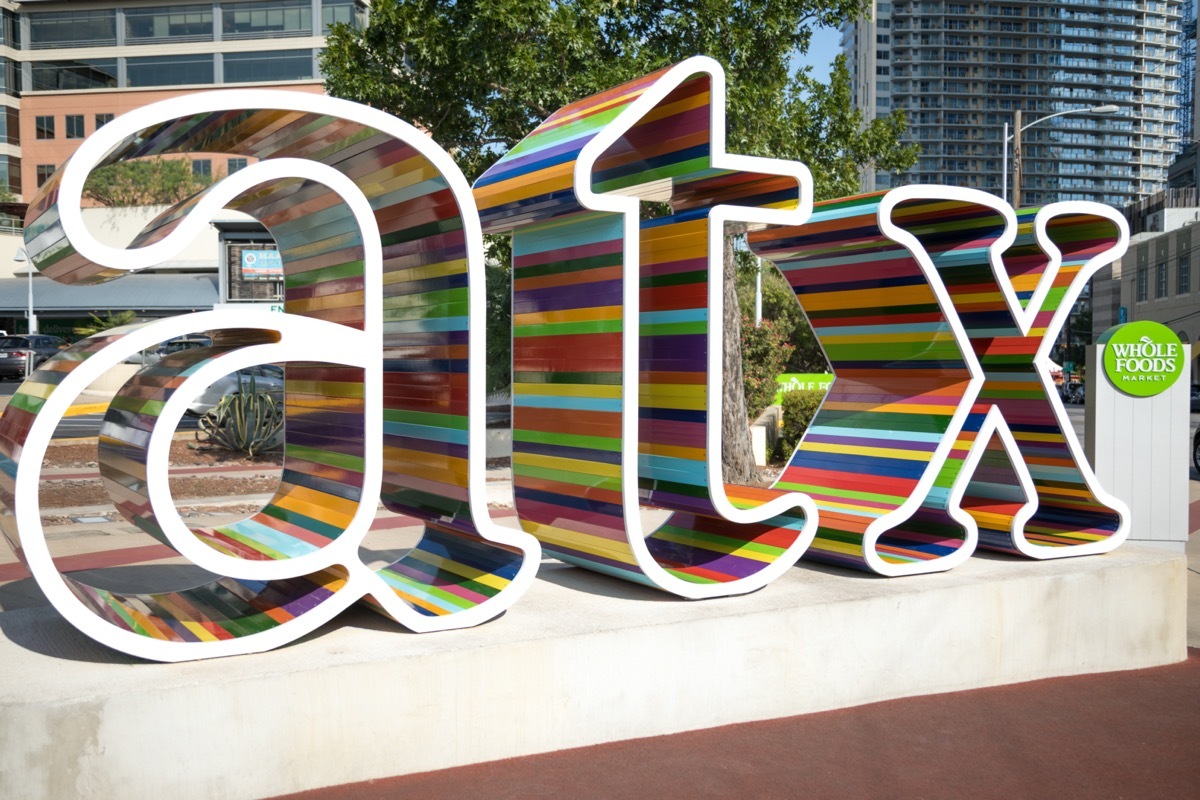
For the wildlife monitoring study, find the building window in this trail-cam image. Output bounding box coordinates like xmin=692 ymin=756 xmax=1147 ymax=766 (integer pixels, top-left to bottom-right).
xmin=127 ymin=54 xmax=214 ymax=87
xmin=0 ymin=56 xmax=16 ymax=96
xmin=65 ymin=115 xmax=85 ymax=139
xmin=192 ymin=159 xmax=212 ymax=178
xmin=1156 ymin=261 xmax=1168 ymax=298
xmin=221 ymin=0 xmax=313 ymax=40
xmin=227 ymin=157 xmax=248 ymax=174
xmin=0 ymin=107 xmax=18 ymax=145
xmin=1180 ymin=256 xmax=1192 ymax=295
xmin=29 ymin=9 xmax=116 ymax=49
xmin=1136 ymin=266 xmax=1148 ymax=301
xmin=30 ymin=60 xmax=118 ymax=91
xmin=125 ymin=4 xmax=213 ymax=43
xmin=36 ymin=164 xmax=55 ymax=188
xmin=0 ymin=9 xmax=20 ymax=50
xmin=0 ymin=154 xmax=20 ymax=196
xmin=224 ymin=49 xmax=314 ymax=83
xmin=96 ymin=113 xmax=114 ymax=128
xmin=35 ymin=116 xmax=54 ymax=140
xmin=322 ymin=0 xmax=363 ymax=33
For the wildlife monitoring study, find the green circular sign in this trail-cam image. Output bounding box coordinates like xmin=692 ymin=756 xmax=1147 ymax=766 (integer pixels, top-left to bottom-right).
xmin=1101 ymin=321 xmax=1185 ymax=397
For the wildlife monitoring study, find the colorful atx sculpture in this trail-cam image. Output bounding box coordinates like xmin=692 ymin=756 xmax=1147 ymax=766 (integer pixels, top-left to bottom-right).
xmin=0 ymin=57 xmax=1130 ymax=661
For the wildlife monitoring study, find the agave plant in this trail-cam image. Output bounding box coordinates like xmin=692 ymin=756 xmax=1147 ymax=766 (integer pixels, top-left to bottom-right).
xmin=191 ymin=372 xmax=284 ymax=457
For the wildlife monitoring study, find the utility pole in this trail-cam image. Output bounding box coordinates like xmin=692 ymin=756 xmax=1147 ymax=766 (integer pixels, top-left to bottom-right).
xmin=1011 ymin=108 xmax=1022 ymax=208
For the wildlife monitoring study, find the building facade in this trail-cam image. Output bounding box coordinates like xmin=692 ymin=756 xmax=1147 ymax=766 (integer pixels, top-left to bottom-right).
xmin=1093 ymin=195 xmax=1200 ymax=380
xmin=0 ymin=0 xmax=368 ymax=336
xmin=843 ymin=0 xmax=1187 ymax=207
xmin=0 ymin=0 xmax=367 ymax=199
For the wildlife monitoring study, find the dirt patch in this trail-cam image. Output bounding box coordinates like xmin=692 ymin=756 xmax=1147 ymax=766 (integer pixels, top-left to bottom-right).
xmin=42 ymin=438 xmax=283 ymax=471
xmin=39 ymin=438 xmax=283 ymax=510
xmin=39 ymin=475 xmax=282 ymax=509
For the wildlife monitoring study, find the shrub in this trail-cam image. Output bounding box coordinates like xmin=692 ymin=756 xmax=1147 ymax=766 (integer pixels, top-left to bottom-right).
xmin=775 ymin=388 xmax=825 ymax=462
xmin=191 ymin=375 xmax=283 ymax=458
xmin=741 ymin=315 xmax=794 ymax=420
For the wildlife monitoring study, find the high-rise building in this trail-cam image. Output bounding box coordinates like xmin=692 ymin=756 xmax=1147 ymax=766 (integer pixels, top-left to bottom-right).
xmin=1179 ymin=0 xmax=1196 ymax=143
xmin=0 ymin=0 xmax=368 ymax=200
xmin=842 ymin=0 xmax=1185 ymax=208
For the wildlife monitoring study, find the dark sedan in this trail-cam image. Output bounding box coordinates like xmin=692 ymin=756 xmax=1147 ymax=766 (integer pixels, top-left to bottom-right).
xmin=0 ymin=334 xmax=69 ymax=379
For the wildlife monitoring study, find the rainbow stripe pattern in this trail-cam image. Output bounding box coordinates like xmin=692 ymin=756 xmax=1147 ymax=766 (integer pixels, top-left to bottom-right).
xmin=0 ymin=63 xmax=1134 ymax=659
xmin=749 ymin=187 xmax=1129 ymax=573
xmin=474 ymin=57 xmax=818 ymax=596
xmin=0 ymin=90 xmax=539 ymax=661
xmin=889 ymin=195 xmax=1127 ymax=556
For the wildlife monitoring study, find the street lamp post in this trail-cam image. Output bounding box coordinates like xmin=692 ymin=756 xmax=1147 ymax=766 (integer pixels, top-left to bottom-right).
xmin=14 ymin=247 xmax=34 ymax=334
xmin=997 ymin=105 xmax=1118 ymax=394
xmin=1000 ymin=103 xmax=1120 ymax=208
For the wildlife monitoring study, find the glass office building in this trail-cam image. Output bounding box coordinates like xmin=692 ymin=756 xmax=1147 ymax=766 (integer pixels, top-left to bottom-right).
xmin=0 ymin=0 xmax=368 ymax=198
xmin=842 ymin=0 xmax=1187 ymax=208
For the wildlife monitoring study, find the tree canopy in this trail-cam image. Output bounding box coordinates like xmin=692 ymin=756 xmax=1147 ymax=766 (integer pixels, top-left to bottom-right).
xmin=320 ymin=0 xmax=917 ymax=195
xmin=320 ymin=0 xmax=919 ymax=480
xmin=83 ymin=157 xmax=214 ymax=207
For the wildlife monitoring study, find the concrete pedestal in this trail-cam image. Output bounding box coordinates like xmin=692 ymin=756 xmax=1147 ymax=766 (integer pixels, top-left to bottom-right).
xmin=0 ymin=546 xmax=1186 ymax=799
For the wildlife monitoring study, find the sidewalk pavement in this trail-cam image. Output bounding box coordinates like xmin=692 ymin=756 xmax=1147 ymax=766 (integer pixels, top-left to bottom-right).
xmin=276 ymin=650 xmax=1200 ymax=800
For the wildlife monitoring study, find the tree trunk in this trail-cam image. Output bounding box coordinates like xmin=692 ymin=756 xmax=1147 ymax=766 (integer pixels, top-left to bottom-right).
xmin=721 ymin=233 xmax=757 ymax=485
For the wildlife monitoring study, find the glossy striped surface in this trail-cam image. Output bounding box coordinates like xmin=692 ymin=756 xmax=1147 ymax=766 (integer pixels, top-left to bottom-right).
xmin=476 ymin=60 xmax=815 ymax=594
xmin=752 ymin=193 xmax=973 ymax=571
xmin=750 ymin=191 xmax=1127 ymax=572
xmin=0 ymin=93 xmax=536 ymax=659
xmin=893 ymin=199 xmax=1125 ymax=555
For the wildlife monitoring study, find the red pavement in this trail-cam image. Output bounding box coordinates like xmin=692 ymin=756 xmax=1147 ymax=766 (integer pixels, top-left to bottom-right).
xmin=276 ymin=649 xmax=1200 ymax=800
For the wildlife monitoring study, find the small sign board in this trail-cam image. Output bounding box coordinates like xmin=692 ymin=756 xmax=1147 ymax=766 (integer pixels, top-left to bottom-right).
xmin=241 ymin=249 xmax=282 ymax=281
xmin=774 ymin=373 xmax=834 ymax=404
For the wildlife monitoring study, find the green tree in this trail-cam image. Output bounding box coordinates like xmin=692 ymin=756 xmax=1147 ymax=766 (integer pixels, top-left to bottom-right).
xmin=84 ymin=157 xmax=215 ymax=207
xmin=321 ymin=0 xmax=918 ymax=481
xmin=736 ymin=253 xmax=827 ymax=375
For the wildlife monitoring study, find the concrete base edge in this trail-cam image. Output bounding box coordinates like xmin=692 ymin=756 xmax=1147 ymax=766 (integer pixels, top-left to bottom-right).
xmin=0 ymin=546 xmax=1186 ymax=799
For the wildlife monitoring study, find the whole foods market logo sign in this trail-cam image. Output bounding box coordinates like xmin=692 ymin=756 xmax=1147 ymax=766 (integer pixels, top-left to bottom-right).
xmin=1101 ymin=321 xmax=1184 ymax=397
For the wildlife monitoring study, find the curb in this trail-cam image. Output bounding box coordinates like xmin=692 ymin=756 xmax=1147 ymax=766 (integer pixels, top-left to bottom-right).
xmin=0 ymin=397 xmax=111 ymax=418
xmin=63 ymin=402 xmax=110 ymax=417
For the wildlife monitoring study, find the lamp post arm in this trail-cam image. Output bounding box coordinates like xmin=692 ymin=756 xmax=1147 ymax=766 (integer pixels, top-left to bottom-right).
xmin=1018 ymin=107 xmax=1087 ymax=134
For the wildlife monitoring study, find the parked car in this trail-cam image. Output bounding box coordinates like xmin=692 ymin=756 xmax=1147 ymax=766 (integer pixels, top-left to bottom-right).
xmin=0 ymin=334 xmax=69 ymax=379
xmin=1191 ymin=384 xmax=1200 ymax=414
xmin=158 ymin=335 xmax=213 ymax=357
xmin=186 ymin=364 xmax=284 ymax=416
xmin=1059 ymin=382 xmax=1084 ymax=404
xmin=126 ymin=335 xmax=215 ymax=366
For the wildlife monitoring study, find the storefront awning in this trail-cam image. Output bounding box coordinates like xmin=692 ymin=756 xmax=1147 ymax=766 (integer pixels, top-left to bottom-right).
xmin=0 ymin=274 xmax=219 ymax=315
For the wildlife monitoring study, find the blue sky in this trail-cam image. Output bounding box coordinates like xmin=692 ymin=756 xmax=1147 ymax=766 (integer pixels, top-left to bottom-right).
xmin=795 ymin=25 xmax=843 ymax=84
